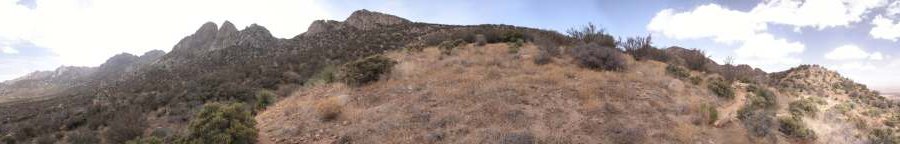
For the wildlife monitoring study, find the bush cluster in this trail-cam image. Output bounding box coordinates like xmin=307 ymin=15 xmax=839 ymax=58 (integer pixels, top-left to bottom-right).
xmin=567 ymin=23 xmax=615 ymax=47
xmin=707 ymin=79 xmax=734 ymax=99
xmin=533 ymin=36 xmax=560 ymax=65
xmin=737 ymin=106 xmax=775 ymax=137
xmin=699 ymin=103 xmax=719 ymax=125
xmin=789 ymin=97 xmax=824 ymax=117
xmin=778 ymin=116 xmax=816 ymax=140
xmin=316 ymin=97 xmax=343 ymax=121
xmin=621 ymin=35 xmax=671 ymax=62
xmin=336 ymin=55 xmax=397 ymax=87
xmin=507 ymin=38 xmax=524 ymax=54
xmin=747 ymin=84 xmax=777 ymax=108
xmin=439 ymin=39 xmax=465 ymax=55
xmin=665 ymin=65 xmax=691 ymax=80
xmin=255 ymin=89 xmax=277 ymax=110
xmin=569 ymin=43 xmax=627 ymax=71
xmin=181 ymin=102 xmax=257 ymax=144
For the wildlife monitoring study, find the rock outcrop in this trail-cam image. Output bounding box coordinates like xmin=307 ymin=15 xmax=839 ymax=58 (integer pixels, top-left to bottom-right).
xmin=344 ymin=9 xmax=411 ymax=30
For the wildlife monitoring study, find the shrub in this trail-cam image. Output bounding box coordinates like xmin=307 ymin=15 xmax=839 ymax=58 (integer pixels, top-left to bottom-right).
xmin=737 ymin=106 xmax=774 ymax=137
xmin=316 ymin=96 xmax=343 ymax=121
xmin=475 ymin=34 xmax=487 ymax=46
xmin=439 ymin=39 xmax=464 ymax=55
xmin=337 ymin=55 xmax=397 ymax=86
xmin=305 ymin=65 xmax=337 ymax=86
xmin=666 ymin=65 xmax=691 ymax=80
xmin=507 ymin=38 xmax=524 ymax=54
xmin=103 ymin=108 xmax=147 ymax=143
xmin=567 ymin=23 xmax=615 ymax=47
xmin=255 ymin=89 xmax=277 ymax=110
xmin=747 ymin=85 xmax=777 ymax=108
xmin=699 ymin=103 xmax=719 ymax=125
xmin=869 ymin=128 xmax=900 ymax=144
xmin=673 ymin=48 xmax=710 ymax=71
xmin=621 ymin=35 xmax=671 ymax=62
xmin=533 ymin=36 xmax=560 ymax=65
xmin=689 ymin=76 xmax=703 ymax=85
xmin=789 ymin=98 xmax=820 ymax=117
xmin=708 ymin=79 xmax=734 ymax=99
xmin=570 ymin=43 xmax=627 ymax=71
xmin=182 ymin=102 xmax=257 ymax=144
xmin=778 ymin=116 xmax=816 ymax=139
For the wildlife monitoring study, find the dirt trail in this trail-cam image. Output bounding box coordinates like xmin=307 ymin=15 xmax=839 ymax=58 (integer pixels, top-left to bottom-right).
xmin=715 ymin=84 xmax=747 ymax=127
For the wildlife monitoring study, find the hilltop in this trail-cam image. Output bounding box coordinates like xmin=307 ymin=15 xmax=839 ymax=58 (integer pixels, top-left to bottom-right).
xmin=0 ymin=9 xmax=897 ymax=144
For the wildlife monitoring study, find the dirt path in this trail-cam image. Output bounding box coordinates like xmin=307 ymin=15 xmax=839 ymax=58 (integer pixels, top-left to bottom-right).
xmin=715 ymin=84 xmax=747 ymax=127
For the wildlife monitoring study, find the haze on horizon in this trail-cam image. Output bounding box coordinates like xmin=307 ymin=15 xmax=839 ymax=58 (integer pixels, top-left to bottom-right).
xmin=1 ymin=0 xmax=899 ymax=91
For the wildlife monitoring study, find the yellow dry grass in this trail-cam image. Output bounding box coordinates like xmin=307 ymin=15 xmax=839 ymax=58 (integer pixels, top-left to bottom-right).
xmin=257 ymin=43 xmax=755 ymax=143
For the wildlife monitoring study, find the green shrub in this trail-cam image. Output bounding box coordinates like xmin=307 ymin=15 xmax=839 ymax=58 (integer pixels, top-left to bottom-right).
xmin=789 ymin=98 xmax=820 ymax=117
xmin=181 ymin=102 xmax=257 ymax=144
xmin=507 ymin=38 xmax=524 ymax=54
xmin=747 ymin=85 xmax=777 ymax=108
xmin=570 ymin=43 xmax=627 ymax=71
xmin=255 ymin=90 xmax=276 ymax=110
xmin=665 ymin=65 xmax=691 ymax=80
xmin=67 ymin=129 xmax=100 ymax=144
xmin=699 ymin=103 xmax=719 ymax=125
xmin=337 ymin=55 xmax=397 ymax=87
xmin=778 ymin=116 xmax=816 ymax=139
xmin=689 ymin=76 xmax=703 ymax=85
xmin=305 ymin=65 xmax=337 ymax=86
xmin=708 ymin=79 xmax=734 ymax=99
xmin=439 ymin=39 xmax=464 ymax=55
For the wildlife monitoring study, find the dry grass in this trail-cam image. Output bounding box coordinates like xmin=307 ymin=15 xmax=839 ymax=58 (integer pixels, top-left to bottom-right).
xmin=256 ymin=43 xmax=760 ymax=143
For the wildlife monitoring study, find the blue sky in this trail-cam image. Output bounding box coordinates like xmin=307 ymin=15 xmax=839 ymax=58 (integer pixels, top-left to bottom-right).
xmin=1 ymin=0 xmax=899 ymax=90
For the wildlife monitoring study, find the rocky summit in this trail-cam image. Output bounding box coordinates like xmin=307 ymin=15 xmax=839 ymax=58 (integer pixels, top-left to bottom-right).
xmin=0 ymin=9 xmax=897 ymax=144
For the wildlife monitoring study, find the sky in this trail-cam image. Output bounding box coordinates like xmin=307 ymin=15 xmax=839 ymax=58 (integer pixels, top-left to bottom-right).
xmin=1 ymin=0 xmax=899 ymax=90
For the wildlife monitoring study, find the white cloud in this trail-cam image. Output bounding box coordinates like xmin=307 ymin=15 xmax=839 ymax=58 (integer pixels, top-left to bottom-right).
xmin=0 ymin=0 xmax=331 ymax=67
xmin=1 ymin=46 xmax=17 ymax=54
xmin=887 ymin=1 xmax=900 ymax=16
xmin=870 ymin=15 xmax=900 ymax=41
xmin=733 ymin=33 xmax=806 ymax=71
xmin=647 ymin=4 xmax=764 ymax=43
xmin=751 ymin=0 xmax=886 ymax=29
xmin=824 ymin=45 xmax=884 ymax=60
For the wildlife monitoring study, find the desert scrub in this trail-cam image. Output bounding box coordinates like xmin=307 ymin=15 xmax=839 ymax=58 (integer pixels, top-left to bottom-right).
xmin=255 ymin=89 xmax=276 ymax=110
xmin=439 ymin=39 xmax=464 ymax=55
xmin=337 ymin=55 xmax=397 ymax=87
xmin=699 ymin=103 xmax=719 ymax=125
xmin=738 ymin=104 xmax=775 ymax=137
xmin=665 ymin=65 xmax=691 ymax=80
xmin=533 ymin=36 xmax=560 ymax=65
xmin=569 ymin=43 xmax=627 ymax=71
xmin=181 ymin=102 xmax=257 ymax=144
xmin=789 ymin=97 xmax=823 ymax=117
xmin=474 ymin=34 xmax=487 ymax=46
xmin=507 ymin=38 xmax=524 ymax=54
xmin=778 ymin=116 xmax=816 ymax=140
xmin=305 ymin=65 xmax=337 ymax=86
xmin=707 ymin=79 xmax=734 ymax=99
xmin=747 ymin=84 xmax=776 ymax=108
xmin=567 ymin=23 xmax=616 ymax=47
xmin=316 ymin=96 xmax=343 ymax=121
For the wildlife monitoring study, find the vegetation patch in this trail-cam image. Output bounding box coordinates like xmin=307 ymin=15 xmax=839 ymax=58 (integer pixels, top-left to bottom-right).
xmin=570 ymin=43 xmax=627 ymax=71
xmin=316 ymin=96 xmax=343 ymax=121
xmin=665 ymin=65 xmax=691 ymax=80
xmin=255 ymin=89 xmax=277 ymax=111
xmin=507 ymin=38 xmax=524 ymax=54
xmin=180 ymin=102 xmax=257 ymax=144
xmin=778 ymin=116 xmax=816 ymax=140
xmin=439 ymin=39 xmax=465 ymax=55
xmin=707 ymin=79 xmax=734 ymax=99
xmin=337 ymin=55 xmax=397 ymax=87
xmin=738 ymin=105 xmax=775 ymax=137
xmin=789 ymin=97 xmax=824 ymax=117
xmin=699 ymin=103 xmax=719 ymax=125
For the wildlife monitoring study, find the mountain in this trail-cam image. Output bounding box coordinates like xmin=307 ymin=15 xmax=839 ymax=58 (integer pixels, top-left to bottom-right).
xmin=0 ymin=9 xmax=896 ymax=144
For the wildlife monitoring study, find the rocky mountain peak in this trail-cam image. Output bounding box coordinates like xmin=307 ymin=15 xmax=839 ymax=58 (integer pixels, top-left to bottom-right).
xmin=305 ymin=20 xmax=344 ymax=35
xmin=344 ymin=9 xmax=410 ymax=30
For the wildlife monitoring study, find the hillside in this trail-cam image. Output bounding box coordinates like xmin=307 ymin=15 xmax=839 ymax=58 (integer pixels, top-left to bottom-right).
xmin=1 ymin=9 xmax=898 ymax=144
